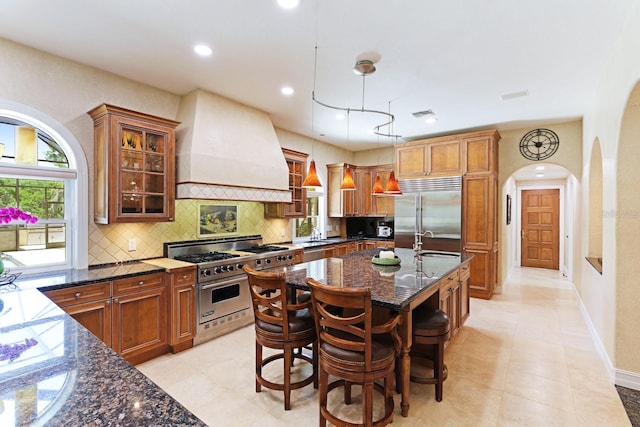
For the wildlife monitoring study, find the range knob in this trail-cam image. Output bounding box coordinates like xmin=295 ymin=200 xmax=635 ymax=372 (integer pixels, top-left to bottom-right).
xmin=201 ymin=269 xmax=212 ymax=277
xmin=256 ymin=259 xmax=262 ymax=265
xmin=228 ymin=265 xmax=235 ymax=272
xmin=214 ymin=267 xmax=223 ymax=274
xmin=265 ymin=258 xmax=272 ymax=264
xmin=237 ymin=263 xmax=244 ymax=270
xmin=287 ymin=254 xmax=293 ymax=260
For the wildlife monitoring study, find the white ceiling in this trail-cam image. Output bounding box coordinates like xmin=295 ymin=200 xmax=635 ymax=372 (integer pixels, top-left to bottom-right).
xmin=0 ymin=0 xmax=635 ymax=151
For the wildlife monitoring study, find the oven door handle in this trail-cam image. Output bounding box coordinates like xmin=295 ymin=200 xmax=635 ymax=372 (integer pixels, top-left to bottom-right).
xmin=200 ymin=277 xmax=246 ymax=290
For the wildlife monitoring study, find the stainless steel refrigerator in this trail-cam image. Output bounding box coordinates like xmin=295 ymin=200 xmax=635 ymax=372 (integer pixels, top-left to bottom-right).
xmin=394 ymin=176 xmax=462 ymax=253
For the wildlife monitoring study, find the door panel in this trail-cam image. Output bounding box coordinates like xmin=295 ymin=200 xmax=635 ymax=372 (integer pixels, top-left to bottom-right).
xmin=521 ymin=189 xmax=559 ymax=269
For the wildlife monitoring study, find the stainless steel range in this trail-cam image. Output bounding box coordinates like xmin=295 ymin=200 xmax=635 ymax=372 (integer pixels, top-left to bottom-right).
xmin=164 ymin=235 xmax=296 ymax=345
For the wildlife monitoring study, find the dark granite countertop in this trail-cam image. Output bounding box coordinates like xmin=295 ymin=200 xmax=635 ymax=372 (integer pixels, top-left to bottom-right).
xmin=280 ymin=248 xmax=471 ymax=310
xmin=12 ymin=262 xmax=167 ymax=292
xmin=294 ymin=236 xmax=394 ymax=250
xmin=0 ymin=270 xmax=206 ymax=426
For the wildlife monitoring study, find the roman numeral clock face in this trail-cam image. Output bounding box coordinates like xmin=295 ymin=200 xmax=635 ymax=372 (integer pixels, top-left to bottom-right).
xmin=519 ymin=128 xmax=559 ymax=161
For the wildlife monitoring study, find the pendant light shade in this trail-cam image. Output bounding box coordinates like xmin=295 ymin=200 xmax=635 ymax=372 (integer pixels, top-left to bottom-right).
xmin=340 ymin=166 xmax=356 ymax=190
xmin=302 ymin=160 xmax=322 ymax=188
xmin=384 ymin=171 xmax=402 ymax=195
xmin=371 ymin=174 xmax=385 ymax=195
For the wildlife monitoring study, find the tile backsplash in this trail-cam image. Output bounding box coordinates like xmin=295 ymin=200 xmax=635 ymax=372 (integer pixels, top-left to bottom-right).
xmin=88 ymin=200 xmax=291 ymax=265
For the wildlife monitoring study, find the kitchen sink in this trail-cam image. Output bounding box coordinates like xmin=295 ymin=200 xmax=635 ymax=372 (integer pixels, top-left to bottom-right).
xmin=420 ymin=251 xmax=461 ymax=258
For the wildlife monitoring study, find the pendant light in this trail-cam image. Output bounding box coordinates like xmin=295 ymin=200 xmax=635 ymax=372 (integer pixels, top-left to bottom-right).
xmin=371 ymin=133 xmax=385 ymax=195
xmin=340 ymin=111 xmax=356 ymax=190
xmin=302 ymin=46 xmax=322 ymax=189
xmin=384 ymin=104 xmax=402 ymax=195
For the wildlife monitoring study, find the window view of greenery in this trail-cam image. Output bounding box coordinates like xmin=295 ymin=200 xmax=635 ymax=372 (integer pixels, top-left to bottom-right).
xmin=0 ymin=121 xmax=69 ymax=269
xmin=295 ymin=197 xmax=319 ymax=238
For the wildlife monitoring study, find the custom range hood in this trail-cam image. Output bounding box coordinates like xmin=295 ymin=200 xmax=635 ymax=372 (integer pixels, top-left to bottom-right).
xmin=175 ymin=89 xmax=291 ymax=202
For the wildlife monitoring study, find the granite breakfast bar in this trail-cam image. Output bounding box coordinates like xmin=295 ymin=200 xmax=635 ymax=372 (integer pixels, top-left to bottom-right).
xmin=280 ymin=247 xmax=472 ymax=417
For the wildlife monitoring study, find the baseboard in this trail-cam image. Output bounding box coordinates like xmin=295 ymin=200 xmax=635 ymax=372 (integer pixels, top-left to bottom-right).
xmin=572 ymin=286 xmax=616 ymax=383
xmin=615 ymin=369 xmax=640 ymax=390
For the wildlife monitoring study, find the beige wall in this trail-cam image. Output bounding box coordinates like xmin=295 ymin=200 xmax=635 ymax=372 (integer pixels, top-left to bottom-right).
xmin=581 ymin=0 xmax=640 ymax=378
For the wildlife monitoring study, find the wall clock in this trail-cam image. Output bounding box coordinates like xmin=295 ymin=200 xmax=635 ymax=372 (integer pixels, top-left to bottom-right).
xmin=519 ymin=128 xmax=559 ymax=161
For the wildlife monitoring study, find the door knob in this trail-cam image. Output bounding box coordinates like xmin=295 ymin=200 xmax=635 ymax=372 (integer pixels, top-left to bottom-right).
xmin=521 ymin=229 xmax=527 ymax=238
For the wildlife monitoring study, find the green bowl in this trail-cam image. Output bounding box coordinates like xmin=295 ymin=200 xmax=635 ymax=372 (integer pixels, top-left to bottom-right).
xmin=372 ymin=255 xmax=401 ymax=266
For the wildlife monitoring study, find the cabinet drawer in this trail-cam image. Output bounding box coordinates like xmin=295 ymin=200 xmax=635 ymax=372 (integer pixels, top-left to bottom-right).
xmin=45 ymin=282 xmax=111 ymax=307
xmin=113 ymin=272 xmax=166 ymax=296
xmin=172 ymin=269 xmax=195 ymax=286
xmin=459 ymin=262 xmax=471 ymax=281
xmin=440 ymin=270 xmax=459 ymax=292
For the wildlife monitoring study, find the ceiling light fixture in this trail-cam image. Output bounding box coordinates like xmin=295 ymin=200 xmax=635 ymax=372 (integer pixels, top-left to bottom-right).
xmin=535 ymin=173 xmax=545 ymax=178
xmin=312 ymin=52 xmax=401 ymax=139
xmin=384 ymin=102 xmax=402 ymax=195
xmin=277 ymin=0 xmax=300 ymax=9
xmin=535 ymin=165 xmax=545 ymax=171
xmin=340 ymin=112 xmax=356 ymax=190
xmin=302 ymin=46 xmax=322 ymax=189
xmin=193 ymin=45 xmax=212 ymax=56
xmin=371 ymin=133 xmax=385 ymax=195
xmin=281 ymin=86 xmax=294 ymax=95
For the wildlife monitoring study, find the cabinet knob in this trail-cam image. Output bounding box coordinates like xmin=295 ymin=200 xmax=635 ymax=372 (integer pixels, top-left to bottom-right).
xmin=114 ymin=298 xmax=119 ymax=303
xmin=182 ymin=275 xmax=189 ymax=280
xmin=138 ymin=281 xmax=144 ymax=285
xmin=74 ymin=292 xmax=81 ymax=298
xmin=106 ymin=300 xmax=110 ymax=305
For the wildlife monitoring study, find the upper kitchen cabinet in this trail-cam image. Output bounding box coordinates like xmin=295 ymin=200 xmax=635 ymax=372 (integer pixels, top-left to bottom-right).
xmin=327 ymin=163 xmax=356 ymax=217
xmin=462 ymin=130 xmax=500 ymax=175
xmin=264 ymin=148 xmax=308 ymax=218
xmin=372 ymin=164 xmax=395 ymax=217
xmin=88 ymin=104 xmax=180 ymax=224
xmin=396 ymin=138 xmax=461 ymax=179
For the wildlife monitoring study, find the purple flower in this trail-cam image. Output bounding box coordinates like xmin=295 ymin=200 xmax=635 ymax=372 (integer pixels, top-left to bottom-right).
xmin=0 ymin=207 xmax=38 ymax=224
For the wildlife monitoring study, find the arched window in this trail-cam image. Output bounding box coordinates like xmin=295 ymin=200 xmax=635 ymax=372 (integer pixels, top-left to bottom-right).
xmin=0 ymin=101 xmax=88 ymax=274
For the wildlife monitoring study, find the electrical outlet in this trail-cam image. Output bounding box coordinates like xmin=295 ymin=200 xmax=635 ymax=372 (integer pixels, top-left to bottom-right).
xmin=128 ymin=238 xmax=137 ymax=251
xmin=280 ymin=229 xmax=286 ymax=237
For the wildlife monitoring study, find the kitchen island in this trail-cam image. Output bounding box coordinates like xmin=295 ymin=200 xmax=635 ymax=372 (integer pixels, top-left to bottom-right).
xmin=0 ymin=266 xmax=206 ymax=426
xmin=278 ymin=247 xmax=472 ymax=417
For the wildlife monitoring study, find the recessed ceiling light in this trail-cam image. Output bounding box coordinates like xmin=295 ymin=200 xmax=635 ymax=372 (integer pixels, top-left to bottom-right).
xmin=281 ymin=86 xmax=294 ymax=96
xmin=277 ymin=0 xmax=300 ymax=9
xmin=425 ymin=116 xmax=438 ymax=124
xmin=535 ymin=166 xmax=545 ymax=171
xmin=194 ymin=44 xmax=212 ymax=56
xmin=535 ymin=173 xmax=545 ymax=178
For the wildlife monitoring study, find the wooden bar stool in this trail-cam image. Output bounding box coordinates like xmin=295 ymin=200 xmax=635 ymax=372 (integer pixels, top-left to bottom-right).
xmin=243 ymin=266 xmax=318 ymax=410
xmin=410 ymin=308 xmax=450 ymax=402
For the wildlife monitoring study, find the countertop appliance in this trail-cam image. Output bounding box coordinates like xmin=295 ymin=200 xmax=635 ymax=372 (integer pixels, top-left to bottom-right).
xmin=164 ymin=235 xmax=296 ymax=345
xmin=394 ymin=176 xmax=462 ymax=253
xmin=377 ymin=225 xmax=393 ymax=238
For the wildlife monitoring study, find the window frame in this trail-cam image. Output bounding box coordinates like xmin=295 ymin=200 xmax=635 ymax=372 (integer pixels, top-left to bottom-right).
xmin=0 ymin=101 xmax=88 ymax=273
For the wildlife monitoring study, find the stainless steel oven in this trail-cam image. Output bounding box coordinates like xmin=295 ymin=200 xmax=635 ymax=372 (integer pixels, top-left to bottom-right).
xmin=164 ymin=235 xmax=297 ymax=346
xmin=197 ymin=274 xmax=252 ymax=345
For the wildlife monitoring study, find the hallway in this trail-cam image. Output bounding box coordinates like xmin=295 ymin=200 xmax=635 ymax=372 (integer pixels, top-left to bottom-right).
xmin=137 ymin=266 xmax=631 ymax=426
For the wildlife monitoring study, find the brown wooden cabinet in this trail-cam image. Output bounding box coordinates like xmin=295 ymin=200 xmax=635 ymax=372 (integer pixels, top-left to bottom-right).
xmin=88 ymin=104 xmax=179 ymax=224
xmin=439 ymin=259 xmax=471 ymax=344
xmin=354 ymin=167 xmax=374 ymax=216
xmin=264 ymin=148 xmax=308 ymax=218
xmin=372 ymin=164 xmax=395 ymax=217
xmin=292 ymin=248 xmax=304 ymax=264
xmin=44 ymin=282 xmax=112 ymax=346
xmin=462 ymin=174 xmax=498 ymax=299
xmin=112 ymin=272 xmax=169 ymax=365
xmin=167 ymin=266 xmax=196 ymax=353
xmin=463 ymin=131 xmax=499 ymax=175
xmin=396 ymin=138 xmax=461 ymax=179
xmin=45 ymin=272 xmax=171 ymax=364
xmin=327 ymin=163 xmax=356 ymax=217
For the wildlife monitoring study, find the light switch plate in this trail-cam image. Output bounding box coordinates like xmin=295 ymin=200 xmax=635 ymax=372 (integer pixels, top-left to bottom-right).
xmin=128 ymin=238 xmax=137 ymax=251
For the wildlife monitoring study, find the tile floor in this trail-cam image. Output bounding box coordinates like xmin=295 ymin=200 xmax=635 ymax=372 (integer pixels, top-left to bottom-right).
xmin=137 ymin=267 xmax=632 ymax=426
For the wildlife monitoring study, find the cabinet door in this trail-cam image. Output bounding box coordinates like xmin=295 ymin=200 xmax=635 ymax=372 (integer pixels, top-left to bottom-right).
xmin=439 ymin=272 xmax=459 ymax=340
xmin=459 ymin=262 xmax=471 ymax=325
xmin=169 ymin=268 xmax=196 ymax=351
xmin=112 ymin=285 xmax=169 ymax=365
xmin=462 ymin=175 xmax=496 ymax=249
xmin=426 ymin=140 xmax=461 ymax=176
xmin=372 ymin=167 xmax=395 ymax=216
xmin=464 ymin=248 xmax=496 ymax=299
xmin=265 ymin=148 xmax=308 ymax=218
xmin=89 ymin=104 xmax=179 ymax=224
xmin=355 ymin=167 xmax=373 ymax=216
xmin=327 ymin=164 xmax=355 ymax=217
xmin=463 ymin=133 xmax=498 ymax=174
xmin=396 ymin=145 xmax=427 ymax=179
xmin=334 ymin=243 xmax=349 ymax=256
xmin=64 ymin=300 xmax=112 ymax=346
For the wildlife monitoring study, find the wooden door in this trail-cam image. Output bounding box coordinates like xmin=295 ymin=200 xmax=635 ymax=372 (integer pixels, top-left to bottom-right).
xmin=521 ymin=189 xmax=560 ymax=269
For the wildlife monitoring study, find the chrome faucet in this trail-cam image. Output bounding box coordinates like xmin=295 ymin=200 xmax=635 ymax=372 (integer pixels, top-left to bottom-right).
xmin=413 ymin=229 xmax=434 ymax=255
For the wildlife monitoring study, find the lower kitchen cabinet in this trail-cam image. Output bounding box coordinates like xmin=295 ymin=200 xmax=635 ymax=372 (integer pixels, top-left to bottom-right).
xmin=168 ymin=266 xmax=196 ymax=353
xmin=45 ymin=272 xmax=171 ymax=365
xmin=364 ymin=240 xmax=395 ymax=250
xmin=44 ymin=281 xmax=112 ymax=346
xmin=438 ymin=259 xmax=471 ymax=344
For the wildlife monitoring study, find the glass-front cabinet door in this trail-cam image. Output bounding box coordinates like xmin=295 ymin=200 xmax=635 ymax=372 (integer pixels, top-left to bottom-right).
xmin=89 ymin=104 xmax=179 ymax=224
